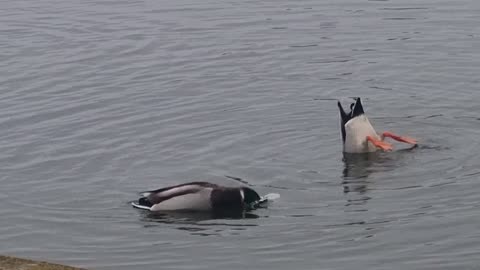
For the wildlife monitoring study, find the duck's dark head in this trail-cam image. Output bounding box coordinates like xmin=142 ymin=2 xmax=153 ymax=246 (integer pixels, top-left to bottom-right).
xmin=338 ymin=97 xmax=366 ymax=143
xmin=241 ymin=187 xmax=261 ymax=210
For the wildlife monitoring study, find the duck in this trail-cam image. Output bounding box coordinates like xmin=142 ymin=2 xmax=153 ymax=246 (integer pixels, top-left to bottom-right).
xmin=131 ymin=181 xmax=263 ymax=212
xmin=337 ymin=97 xmax=417 ymax=153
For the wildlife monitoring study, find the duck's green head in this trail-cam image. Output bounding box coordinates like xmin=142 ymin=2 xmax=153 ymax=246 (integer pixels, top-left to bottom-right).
xmin=241 ymin=187 xmax=261 ymax=210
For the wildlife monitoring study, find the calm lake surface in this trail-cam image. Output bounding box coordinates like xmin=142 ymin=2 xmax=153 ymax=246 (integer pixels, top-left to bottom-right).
xmin=1 ymin=0 xmax=480 ymax=269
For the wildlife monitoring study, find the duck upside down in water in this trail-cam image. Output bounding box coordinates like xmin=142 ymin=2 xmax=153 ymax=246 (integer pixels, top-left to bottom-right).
xmin=337 ymin=97 xmax=417 ymax=153
xmin=132 ymin=182 xmax=266 ymax=212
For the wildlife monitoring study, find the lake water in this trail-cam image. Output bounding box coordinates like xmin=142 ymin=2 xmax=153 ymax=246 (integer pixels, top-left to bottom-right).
xmin=1 ymin=0 xmax=480 ymax=269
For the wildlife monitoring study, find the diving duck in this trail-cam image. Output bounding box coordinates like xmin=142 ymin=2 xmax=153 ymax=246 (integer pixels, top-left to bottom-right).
xmin=132 ymin=182 xmax=263 ymax=212
xmin=337 ymin=97 xmax=417 ymax=153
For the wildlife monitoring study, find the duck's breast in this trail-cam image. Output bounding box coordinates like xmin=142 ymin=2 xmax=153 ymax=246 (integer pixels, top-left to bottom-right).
xmin=150 ymin=188 xmax=213 ymax=211
xmin=344 ymin=115 xmax=380 ymax=153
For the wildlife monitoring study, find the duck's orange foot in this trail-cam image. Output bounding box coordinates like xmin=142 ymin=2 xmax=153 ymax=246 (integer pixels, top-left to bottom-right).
xmin=382 ymin=131 xmax=417 ymax=145
xmin=367 ymin=136 xmax=393 ymax=151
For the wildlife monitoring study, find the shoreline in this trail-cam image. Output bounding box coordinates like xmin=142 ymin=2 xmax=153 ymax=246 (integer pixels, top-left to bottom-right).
xmin=0 ymin=255 xmax=86 ymax=270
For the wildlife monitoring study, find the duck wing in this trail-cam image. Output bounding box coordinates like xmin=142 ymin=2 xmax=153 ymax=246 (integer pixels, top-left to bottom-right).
xmin=140 ymin=182 xmax=219 ymax=204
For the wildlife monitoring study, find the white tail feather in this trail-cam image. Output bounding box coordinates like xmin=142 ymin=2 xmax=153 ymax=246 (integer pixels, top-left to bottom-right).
xmin=131 ymin=202 xmax=151 ymax=210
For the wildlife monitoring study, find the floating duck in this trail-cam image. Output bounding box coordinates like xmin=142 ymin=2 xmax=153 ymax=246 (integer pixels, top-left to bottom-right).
xmin=132 ymin=182 xmax=270 ymax=212
xmin=337 ymin=97 xmax=417 ymax=153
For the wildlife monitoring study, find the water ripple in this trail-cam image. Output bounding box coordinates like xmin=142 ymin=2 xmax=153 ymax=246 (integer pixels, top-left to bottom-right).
xmin=1 ymin=0 xmax=480 ymax=269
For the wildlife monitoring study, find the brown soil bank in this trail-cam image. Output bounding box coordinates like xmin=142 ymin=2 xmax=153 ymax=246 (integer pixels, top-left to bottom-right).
xmin=0 ymin=255 xmax=86 ymax=270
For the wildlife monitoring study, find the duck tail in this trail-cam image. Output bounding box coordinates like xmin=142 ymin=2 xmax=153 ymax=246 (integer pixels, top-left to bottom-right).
xmin=131 ymin=197 xmax=153 ymax=210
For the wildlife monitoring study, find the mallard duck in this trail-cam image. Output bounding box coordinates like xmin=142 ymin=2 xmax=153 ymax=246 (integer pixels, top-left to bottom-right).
xmin=338 ymin=97 xmax=417 ymax=153
xmin=132 ymin=182 xmax=263 ymax=212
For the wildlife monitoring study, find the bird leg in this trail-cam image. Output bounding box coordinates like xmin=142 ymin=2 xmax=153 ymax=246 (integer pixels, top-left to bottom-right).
xmin=382 ymin=131 xmax=417 ymax=145
xmin=366 ymin=136 xmax=393 ymax=151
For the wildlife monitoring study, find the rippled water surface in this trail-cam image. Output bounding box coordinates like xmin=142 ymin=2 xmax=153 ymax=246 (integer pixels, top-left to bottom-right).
xmin=2 ymin=0 xmax=480 ymax=269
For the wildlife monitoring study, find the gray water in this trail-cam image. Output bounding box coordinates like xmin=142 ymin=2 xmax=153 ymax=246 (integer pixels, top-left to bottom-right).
xmin=1 ymin=0 xmax=480 ymax=269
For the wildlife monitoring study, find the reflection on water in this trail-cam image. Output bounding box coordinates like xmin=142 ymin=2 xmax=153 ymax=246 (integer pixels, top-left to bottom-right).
xmin=341 ymin=147 xmax=417 ymax=207
xmin=342 ymin=152 xmax=379 ymax=182
xmin=341 ymin=153 xmax=377 ymax=207
xmin=137 ymin=209 xmax=260 ymax=236
xmin=342 ymin=146 xmax=418 ymax=181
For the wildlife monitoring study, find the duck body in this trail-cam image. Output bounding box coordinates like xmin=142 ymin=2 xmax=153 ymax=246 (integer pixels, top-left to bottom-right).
xmin=338 ymin=97 xmax=417 ymax=153
xmin=132 ymin=181 xmax=261 ymax=212
xmin=344 ymin=114 xmax=380 ymax=153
